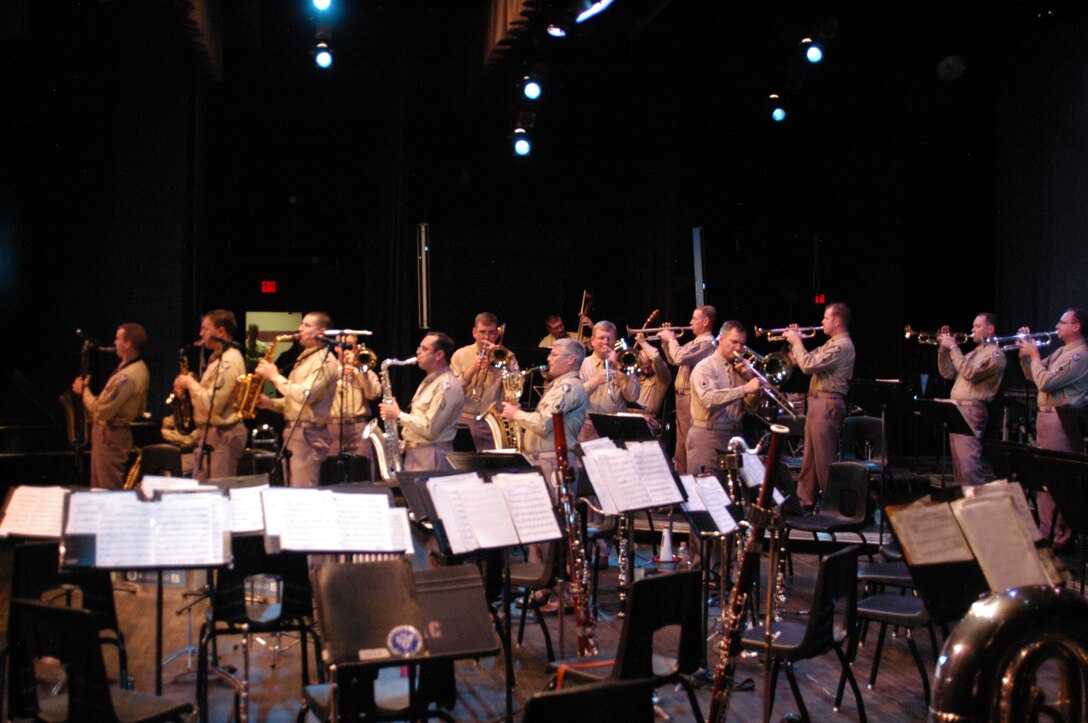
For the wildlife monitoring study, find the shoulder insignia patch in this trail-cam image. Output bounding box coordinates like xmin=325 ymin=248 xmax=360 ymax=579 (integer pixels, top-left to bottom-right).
xmin=1074 ymin=353 xmax=1082 ymax=362
xmin=562 ymin=383 xmax=571 ymax=394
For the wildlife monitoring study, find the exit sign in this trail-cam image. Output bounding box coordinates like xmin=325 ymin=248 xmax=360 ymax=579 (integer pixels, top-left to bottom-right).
xmin=261 ymin=280 xmax=277 ymax=294
xmin=814 ymin=292 xmax=825 ymax=304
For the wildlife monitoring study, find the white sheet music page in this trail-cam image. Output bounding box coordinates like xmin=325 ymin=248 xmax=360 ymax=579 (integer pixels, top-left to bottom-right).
xmin=951 ymin=496 xmax=1049 ymax=591
xmin=600 ymin=447 xmax=652 ymax=511
xmin=962 ymin=480 xmax=1042 ymax=542
xmin=740 ymin=453 xmax=766 ymax=489
xmin=96 ymin=495 xmax=156 ymax=568
xmin=886 ymin=499 xmax=973 ymax=566
xmin=153 ymin=492 xmax=228 ymax=566
xmin=65 ymin=490 xmax=126 ymax=535
xmin=428 ymin=473 xmax=484 ymax=555
xmin=140 ymin=475 xmax=200 ymax=498
xmin=694 ymin=477 xmax=737 ymax=534
xmin=458 ymin=479 xmax=520 ymax=549
xmin=260 ymin=487 xmax=296 ymax=539
xmin=493 ymin=472 xmax=562 ymax=543
xmin=389 ymin=507 xmax=414 ymax=555
xmin=580 ymin=452 xmax=620 ymax=514
xmin=0 ymin=486 xmax=68 ymax=538
xmin=626 ymin=441 xmax=683 ymax=506
xmin=335 ymin=493 xmax=395 ymax=552
xmin=679 ymin=475 xmax=706 ymax=512
xmin=229 ymin=485 xmax=269 ymax=533
xmin=278 ymin=489 xmax=342 ymax=551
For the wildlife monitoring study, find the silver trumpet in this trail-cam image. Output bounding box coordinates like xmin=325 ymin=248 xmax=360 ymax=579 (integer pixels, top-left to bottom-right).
xmin=732 ymin=348 xmax=798 ymax=421
xmin=985 ymin=330 xmax=1055 ymax=351
xmin=625 ymin=324 xmax=693 ymax=341
xmin=755 ymin=324 xmax=821 ymax=341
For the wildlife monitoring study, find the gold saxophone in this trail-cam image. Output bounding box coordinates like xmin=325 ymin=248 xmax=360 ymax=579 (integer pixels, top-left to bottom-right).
xmin=477 ymin=364 xmax=546 ymax=450
xmin=233 ymin=334 xmax=297 ymax=419
xmin=164 ymin=345 xmax=196 ymax=434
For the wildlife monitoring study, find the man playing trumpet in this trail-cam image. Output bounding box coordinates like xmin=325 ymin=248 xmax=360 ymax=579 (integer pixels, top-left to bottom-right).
xmin=578 ymin=320 xmax=639 ymax=441
xmin=936 ymin=313 xmax=1005 ymax=486
xmin=659 ymin=306 xmax=717 ymax=473
xmin=451 ymin=312 xmax=518 ymax=451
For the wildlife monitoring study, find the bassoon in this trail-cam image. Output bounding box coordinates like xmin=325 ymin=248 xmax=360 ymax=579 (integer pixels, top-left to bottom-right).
xmin=705 ymin=423 xmax=788 ymax=723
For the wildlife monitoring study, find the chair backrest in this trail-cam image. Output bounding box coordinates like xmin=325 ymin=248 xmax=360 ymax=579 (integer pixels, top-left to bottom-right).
xmin=7 ymin=599 xmax=117 ymax=721
xmin=612 ymin=570 xmax=702 ymax=679
xmin=822 ymin=462 xmax=870 ymax=522
xmin=11 ymin=540 xmax=63 ymax=601
xmin=772 ymin=461 xmax=803 ymax=516
xmin=522 ymin=678 xmax=655 ymax=722
xmin=796 ymin=545 xmax=860 ymax=657
xmin=840 ymin=416 xmax=885 ymax=463
xmin=140 ymin=443 xmax=183 ymax=477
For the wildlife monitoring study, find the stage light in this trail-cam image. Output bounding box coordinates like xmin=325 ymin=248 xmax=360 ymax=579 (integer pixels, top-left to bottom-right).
xmin=772 ymin=107 xmax=787 ymax=122
xmin=806 ymin=45 xmax=823 ymax=63
xmin=546 ymin=24 xmax=568 ymax=38
xmin=315 ymin=42 xmax=333 ymax=69
xmin=312 ymin=0 xmax=331 ymax=11
xmin=513 ymin=128 xmax=532 ymax=157
xmin=523 ymin=78 xmax=542 ymax=101
xmin=575 ymin=0 xmax=614 ymax=23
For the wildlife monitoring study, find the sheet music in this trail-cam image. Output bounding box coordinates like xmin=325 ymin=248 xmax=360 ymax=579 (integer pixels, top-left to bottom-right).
xmin=627 ymin=441 xmax=683 ymax=505
xmin=0 ymin=486 xmax=68 ymax=538
xmin=65 ymin=490 xmax=137 ymax=535
xmin=962 ymin=480 xmax=1041 ymax=542
xmin=600 ymin=447 xmax=652 ymax=511
xmin=459 ymin=480 xmax=521 ymax=549
xmin=493 ymin=472 xmax=562 ymax=543
xmin=229 ymin=484 xmax=269 ymax=533
xmin=951 ymin=496 xmax=1050 ymax=591
xmin=96 ymin=495 xmax=156 ymax=568
xmin=580 ymin=453 xmax=620 ymax=514
xmin=579 ymin=437 xmax=618 ymax=454
xmin=740 ymin=453 xmax=766 ymax=488
xmin=390 ymin=507 xmax=413 ymax=556
xmin=694 ymin=477 xmax=738 ymax=534
xmin=679 ymin=475 xmax=706 ymax=511
xmin=277 ymin=489 xmax=342 ymax=551
xmin=428 ymin=474 xmax=484 ymax=555
xmin=153 ymin=492 xmax=228 ymax=566
xmin=886 ymin=500 xmax=974 ymax=565
xmin=140 ymin=475 xmax=200 ymax=497
xmin=335 ymin=493 xmax=395 ymax=552
xmin=260 ymin=487 xmax=294 ymax=538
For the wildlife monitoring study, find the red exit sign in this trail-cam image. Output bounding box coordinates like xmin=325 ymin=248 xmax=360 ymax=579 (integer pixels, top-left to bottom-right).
xmin=261 ymin=280 xmax=277 ymax=294
xmin=814 ymin=292 xmax=825 ymax=304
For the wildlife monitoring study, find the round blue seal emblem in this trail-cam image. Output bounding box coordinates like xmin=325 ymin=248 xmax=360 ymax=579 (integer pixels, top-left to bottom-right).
xmin=386 ymin=625 xmax=424 ymax=657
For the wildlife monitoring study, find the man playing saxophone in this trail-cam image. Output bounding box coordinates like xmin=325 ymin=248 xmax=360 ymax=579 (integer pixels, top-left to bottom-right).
xmin=255 ymin=312 xmax=339 ymax=487
xmin=172 ymin=309 xmax=247 ymax=480
xmin=937 ymin=313 xmax=1005 ymax=486
xmin=658 ymin=305 xmax=717 ymax=472
xmin=450 ymin=312 xmax=518 ymax=451
xmin=578 ymin=320 xmax=639 ymax=442
xmin=379 ymin=332 xmax=464 ymax=472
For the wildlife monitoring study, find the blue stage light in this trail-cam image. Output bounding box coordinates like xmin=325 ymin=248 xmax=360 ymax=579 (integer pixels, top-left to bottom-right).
xmin=315 ymin=44 xmax=333 ymax=69
xmin=575 ymin=0 xmax=614 ymax=23
xmin=772 ymin=107 xmax=787 ymax=122
xmin=523 ymin=80 xmax=542 ymax=100
xmin=806 ymin=45 xmax=823 ymax=63
xmin=313 ymin=0 xmax=331 ymax=11
xmin=514 ymin=137 xmax=532 ymax=156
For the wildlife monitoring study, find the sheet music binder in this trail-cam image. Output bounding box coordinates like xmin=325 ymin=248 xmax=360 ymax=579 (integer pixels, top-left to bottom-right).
xmin=911 ymin=398 xmax=978 ymax=437
xmin=414 ymin=565 xmax=502 ymax=659
xmin=446 ymin=451 xmax=533 ymax=471
xmin=0 ymin=485 xmax=70 ymax=539
xmin=588 ymin=412 xmax=657 ymax=443
xmin=1056 ymin=406 xmax=1088 ymax=455
xmin=575 ymin=437 xmax=687 ymax=514
xmin=261 ymin=485 xmax=404 ymax=555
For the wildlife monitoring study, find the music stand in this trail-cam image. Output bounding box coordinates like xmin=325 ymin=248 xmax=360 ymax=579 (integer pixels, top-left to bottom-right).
xmin=589 ymin=412 xmax=657 ymax=443
xmin=445 ymin=451 xmax=533 ymax=471
xmin=910 ymin=399 xmax=978 ymax=486
xmin=1057 ymin=407 xmax=1088 ymax=455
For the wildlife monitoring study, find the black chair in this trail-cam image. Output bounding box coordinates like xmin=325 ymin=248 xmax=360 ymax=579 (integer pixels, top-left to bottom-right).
xmin=778 ymin=415 xmax=807 ymax=471
xmin=7 ymin=599 xmax=192 ymax=722
xmin=739 ymin=545 xmax=866 ymax=723
xmin=510 ymin=550 xmax=558 ymax=663
xmin=785 ymin=462 xmax=872 ymax=573
xmin=139 ymin=443 xmax=184 ymax=477
xmin=546 ymin=570 xmax=704 ymax=720
xmin=197 ymin=535 xmax=322 ymax=723
xmin=522 ymin=678 xmax=655 ymax=722
xmin=839 ymin=416 xmax=885 ymax=479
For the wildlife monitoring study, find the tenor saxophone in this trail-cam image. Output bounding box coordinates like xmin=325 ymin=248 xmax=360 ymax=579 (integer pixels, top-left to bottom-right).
xmin=233 ymin=334 xmax=297 ymax=419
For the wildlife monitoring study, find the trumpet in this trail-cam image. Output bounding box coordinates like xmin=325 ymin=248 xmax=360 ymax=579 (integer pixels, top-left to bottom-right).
xmin=904 ymin=324 xmax=969 ymax=345
xmin=985 ymin=330 xmax=1055 ymax=351
xmin=350 ymin=343 xmax=378 ymax=373
xmin=626 ymin=324 xmax=692 ymax=341
xmin=754 ymin=324 xmax=821 ymax=341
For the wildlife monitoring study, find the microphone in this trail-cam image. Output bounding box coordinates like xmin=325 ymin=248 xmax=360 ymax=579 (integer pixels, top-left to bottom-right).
xmin=314 ymin=334 xmax=352 ymax=348
xmin=322 ymin=329 xmax=374 ymax=337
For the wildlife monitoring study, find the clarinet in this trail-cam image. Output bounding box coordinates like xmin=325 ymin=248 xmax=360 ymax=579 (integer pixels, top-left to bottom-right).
xmin=706 ymin=423 xmax=788 ymax=723
xmin=552 ymin=412 xmax=598 ymax=656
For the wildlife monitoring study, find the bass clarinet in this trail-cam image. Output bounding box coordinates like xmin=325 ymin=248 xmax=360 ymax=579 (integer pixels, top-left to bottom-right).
xmin=552 ymin=411 xmax=598 ymax=656
xmin=706 ymin=423 xmax=788 ymax=723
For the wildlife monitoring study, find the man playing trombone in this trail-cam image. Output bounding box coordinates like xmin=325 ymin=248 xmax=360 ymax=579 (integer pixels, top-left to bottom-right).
xmin=629 ymin=332 xmax=672 ymax=433
xmin=937 ymin=313 xmax=1005 ymax=486
xmin=783 ymin=302 xmax=855 ymax=512
xmin=688 ymin=321 xmax=760 ymax=475
xmin=1018 ymin=308 xmax=1088 ymax=548
xmin=450 ymin=312 xmax=517 ymax=450
xmin=578 ymin=320 xmax=639 ymax=441
xmin=659 ymin=305 xmax=717 ymax=473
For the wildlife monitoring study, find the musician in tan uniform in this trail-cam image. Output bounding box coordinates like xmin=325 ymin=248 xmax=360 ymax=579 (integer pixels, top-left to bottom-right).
xmin=450 ymin=312 xmax=518 ymax=450
xmin=72 ymin=323 xmax=150 ymax=489
xmin=578 ymin=321 xmax=639 ymax=441
xmin=172 ymin=309 xmax=248 ymax=480
xmin=630 ymin=333 xmax=672 ymax=433
xmin=538 ymin=314 xmax=589 ymax=349
xmin=256 ymin=312 xmax=339 ymax=487
xmin=1018 ymin=308 xmax=1088 ymax=548
xmin=503 ymin=338 xmax=588 ymax=480
xmin=784 ymin=303 xmax=855 ymax=510
xmin=937 ymin=313 xmax=1006 ymax=486
xmin=379 ymin=332 xmax=465 ymax=472
xmin=328 ymin=335 xmax=381 ymax=475
xmin=659 ymin=306 xmax=717 ymax=473
xmin=688 ymin=322 xmax=761 ymax=476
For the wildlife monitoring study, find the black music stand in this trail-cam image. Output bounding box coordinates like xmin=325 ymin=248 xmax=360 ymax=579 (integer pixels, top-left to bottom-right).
xmin=910 ymin=399 xmax=978 ymax=486
xmin=445 ymin=451 xmax=533 ymax=471
xmin=589 ymin=412 xmax=657 ymax=443
xmin=1057 ymin=407 xmax=1088 ymax=455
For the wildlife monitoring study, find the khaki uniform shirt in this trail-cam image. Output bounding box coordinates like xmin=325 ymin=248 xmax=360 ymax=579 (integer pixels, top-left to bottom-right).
xmin=329 ymin=366 xmax=381 ymax=421
xmin=662 ymin=332 xmax=716 ymax=394
xmin=400 ymin=367 xmax=465 ymax=444
xmin=83 ymin=358 xmax=149 ymax=426
xmin=690 ymin=353 xmax=746 ymax=429
xmin=938 ymin=342 xmax=1006 ymax=402
xmin=791 ymin=332 xmax=855 ymax=396
xmin=538 ymin=331 xmax=579 ymax=349
xmin=450 ymin=343 xmax=517 ymax=416
xmin=270 ymin=346 xmax=339 ymax=423
xmin=634 ymin=345 xmax=672 ymax=417
xmin=514 ymin=371 xmax=588 ymax=456
xmin=580 ymin=354 xmax=639 ymax=414
xmin=191 ymin=347 xmax=246 ymax=426
xmin=1020 ymin=339 xmax=1088 ymax=409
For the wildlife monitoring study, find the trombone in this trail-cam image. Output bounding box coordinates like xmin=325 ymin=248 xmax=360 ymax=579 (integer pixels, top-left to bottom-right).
xmin=469 ymin=323 xmax=510 ymax=401
xmin=754 ymin=324 xmax=821 ymax=342
xmin=985 ymin=330 xmax=1055 ymax=351
xmin=626 ymin=325 xmax=693 ymax=341
xmin=904 ymin=325 xmax=970 ymax=346
xmin=731 ymin=349 xmax=798 ymax=421
xmin=613 ymin=339 xmax=642 ymax=376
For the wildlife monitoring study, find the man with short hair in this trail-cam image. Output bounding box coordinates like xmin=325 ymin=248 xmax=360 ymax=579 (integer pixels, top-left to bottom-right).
xmin=538 ymin=313 xmax=592 ymax=349
xmin=1019 ymin=308 xmax=1088 ymax=547
xmin=73 ymin=323 xmax=150 ymax=489
xmin=578 ymin=320 xmax=639 ymax=441
xmin=256 ymin=312 xmax=339 ymax=487
xmin=328 ymin=334 xmax=382 ymax=476
xmin=379 ymin=332 xmax=465 ymax=472
xmin=659 ymin=306 xmax=717 ymax=473
xmin=784 ymin=302 xmax=855 ymax=511
xmin=173 ymin=309 xmax=248 ymax=480
xmin=629 ymin=332 xmax=672 ymax=433
xmin=450 ymin=312 xmax=518 ymax=450
xmin=687 ymin=322 xmax=761 ymax=476
xmin=937 ymin=313 xmax=1006 ymax=486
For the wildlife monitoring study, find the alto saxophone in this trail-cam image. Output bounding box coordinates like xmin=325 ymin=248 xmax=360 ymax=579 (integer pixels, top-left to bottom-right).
xmin=233 ymin=334 xmax=297 ymax=419
xmin=367 ymin=357 xmax=417 ymax=480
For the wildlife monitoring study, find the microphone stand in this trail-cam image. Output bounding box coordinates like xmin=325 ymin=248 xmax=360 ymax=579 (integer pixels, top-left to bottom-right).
xmin=193 ymin=344 xmax=227 ymax=479
xmin=276 ymin=343 xmax=336 ymax=487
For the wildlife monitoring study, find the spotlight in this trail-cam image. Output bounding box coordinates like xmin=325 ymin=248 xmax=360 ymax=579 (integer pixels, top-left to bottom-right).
xmin=575 ymin=0 xmax=615 ymax=23
xmin=801 ymin=37 xmax=823 ymax=63
xmin=546 ymin=23 xmax=568 ymax=38
xmin=314 ymin=42 xmax=333 ymax=69
xmin=772 ymin=107 xmax=787 ymax=122
xmin=523 ymin=78 xmax=542 ymax=101
xmin=312 ymin=0 xmax=331 ymax=10
xmin=513 ymin=128 xmax=532 ymax=157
